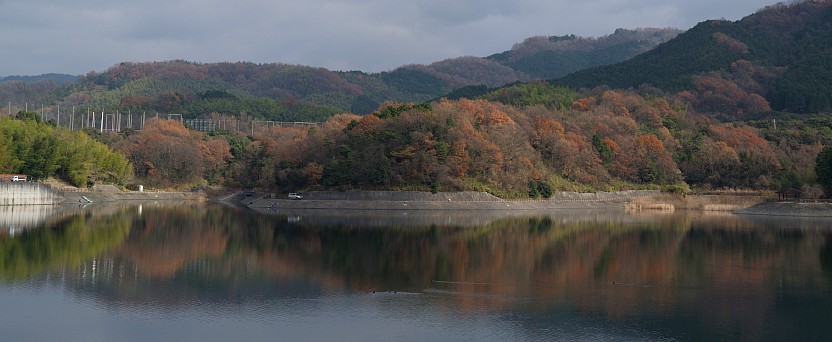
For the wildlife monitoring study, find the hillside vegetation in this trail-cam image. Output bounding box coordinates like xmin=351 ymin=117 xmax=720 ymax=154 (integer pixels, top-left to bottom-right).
xmin=3 ymin=28 xmax=679 ymax=119
xmin=2 ymin=2 xmax=831 ymax=196
xmin=1 ymin=84 xmax=828 ymax=196
xmin=488 ymin=28 xmax=682 ymax=80
xmin=52 ymin=83 xmax=822 ymax=197
xmin=554 ymin=0 xmax=832 ymax=115
xmin=0 ymin=113 xmax=131 ymax=186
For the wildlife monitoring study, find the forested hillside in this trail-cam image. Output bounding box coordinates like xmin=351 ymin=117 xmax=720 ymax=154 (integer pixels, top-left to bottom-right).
xmin=49 ymin=81 xmax=821 ymax=197
xmin=1 ymin=28 xmax=677 ymax=120
xmin=0 ymin=79 xmax=65 ymax=108
xmin=554 ymin=0 xmax=832 ymax=115
xmin=1 ymin=2 xmax=830 ymax=196
xmin=488 ymin=28 xmax=681 ymax=80
xmin=0 ymin=112 xmax=131 ymax=186
xmin=2 ymin=83 xmax=828 ymax=196
xmin=0 ymin=73 xmax=77 ymax=84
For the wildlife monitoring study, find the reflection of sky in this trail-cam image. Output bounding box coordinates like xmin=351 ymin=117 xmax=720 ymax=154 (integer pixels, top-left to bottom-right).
xmin=0 ymin=284 xmax=670 ymax=342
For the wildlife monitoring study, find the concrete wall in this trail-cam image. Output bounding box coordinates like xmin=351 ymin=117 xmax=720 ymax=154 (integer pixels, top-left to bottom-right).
xmin=0 ymin=183 xmax=64 ymax=206
xmin=303 ymin=191 xmax=502 ymax=202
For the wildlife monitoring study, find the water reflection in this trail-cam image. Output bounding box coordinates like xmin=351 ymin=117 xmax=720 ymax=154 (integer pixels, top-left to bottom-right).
xmin=0 ymin=205 xmax=65 ymax=234
xmin=1 ymin=204 xmax=832 ymax=341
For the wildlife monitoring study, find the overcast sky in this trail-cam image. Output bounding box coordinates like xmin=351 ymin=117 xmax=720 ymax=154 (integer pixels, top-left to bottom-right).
xmin=0 ymin=0 xmax=777 ymax=76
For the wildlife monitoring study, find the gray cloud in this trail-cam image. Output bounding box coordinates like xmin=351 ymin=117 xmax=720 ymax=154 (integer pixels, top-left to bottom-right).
xmin=0 ymin=0 xmax=776 ymax=75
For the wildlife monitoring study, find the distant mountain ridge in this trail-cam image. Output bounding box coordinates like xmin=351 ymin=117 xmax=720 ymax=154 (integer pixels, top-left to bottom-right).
xmin=25 ymin=27 xmax=679 ymax=118
xmin=11 ymin=2 xmax=832 ymax=120
xmin=1 ymin=73 xmax=77 ymax=84
xmin=487 ymin=28 xmax=682 ymax=80
xmin=551 ymin=0 xmax=832 ymax=114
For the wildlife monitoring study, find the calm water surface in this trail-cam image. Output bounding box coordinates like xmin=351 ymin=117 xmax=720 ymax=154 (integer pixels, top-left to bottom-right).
xmin=1 ymin=203 xmax=832 ymax=341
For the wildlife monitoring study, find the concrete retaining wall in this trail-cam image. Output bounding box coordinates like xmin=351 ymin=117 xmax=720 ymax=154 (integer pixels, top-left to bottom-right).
xmin=548 ymin=190 xmax=660 ymax=202
xmin=1 ymin=182 xmax=205 ymax=206
xmin=0 ymin=183 xmax=64 ymax=206
xmin=303 ymin=191 xmax=502 ymax=202
xmin=60 ymin=191 xmax=205 ymax=204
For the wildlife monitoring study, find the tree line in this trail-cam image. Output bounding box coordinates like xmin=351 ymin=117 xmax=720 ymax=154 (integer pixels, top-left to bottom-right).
xmin=0 ymin=111 xmax=131 ymax=186
xmin=4 ymin=83 xmax=831 ymax=198
xmin=68 ymin=86 xmax=827 ymax=198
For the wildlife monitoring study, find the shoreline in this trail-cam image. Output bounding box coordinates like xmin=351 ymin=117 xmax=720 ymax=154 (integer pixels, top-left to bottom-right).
xmin=241 ymin=190 xmax=659 ymax=212
xmin=238 ymin=190 xmax=783 ymax=216
xmin=241 ymin=191 xmax=832 ymax=218
xmin=0 ymin=182 xmax=207 ymax=206
xmin=59 ymin=190 xmax=206 ymax=204
xmin=735 ymin=201 xmax=832 ymax=217
xmin=6 ymin=183 xmax=832 ymax=218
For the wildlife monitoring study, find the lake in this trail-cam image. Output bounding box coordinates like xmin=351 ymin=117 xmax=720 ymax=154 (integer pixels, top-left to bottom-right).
xmin=1 ymin=203 xmax=831 ymax=341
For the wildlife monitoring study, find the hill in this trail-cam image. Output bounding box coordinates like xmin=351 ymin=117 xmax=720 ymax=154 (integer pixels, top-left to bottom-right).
xmin=1 ymin=73 xmax=77 ymax=84
xmin=18 ymin=28 xmax=677 ymax=119
xmin=487 ymin=28 xmax=681 ymax=80
xmin=88 ymin=89 xmax=826 ymax=196
xmin=552 ymin=0 xmax=832 ymax=115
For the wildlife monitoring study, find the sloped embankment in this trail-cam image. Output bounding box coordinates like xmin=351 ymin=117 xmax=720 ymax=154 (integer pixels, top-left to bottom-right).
xmin=735 ymin=201 xmax=832 ymax=217
xmin=0 ymin=183 xmax=64 ymax=205
xmin=245 ymin=190 xmax=660 ymax=211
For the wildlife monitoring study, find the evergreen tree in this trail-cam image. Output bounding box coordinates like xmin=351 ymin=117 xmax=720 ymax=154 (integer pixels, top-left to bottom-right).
xmin=816 ymin=146 xmax=832 ymax=197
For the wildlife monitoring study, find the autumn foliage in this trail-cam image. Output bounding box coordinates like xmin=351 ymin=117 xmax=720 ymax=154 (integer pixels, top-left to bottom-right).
xmin=114 ymin=118 xmax=231 ymax=187
xmin=219 ymin=89 xmax=782 ymax=195
xmin=96 ymin=85 xmax=823 ymax=195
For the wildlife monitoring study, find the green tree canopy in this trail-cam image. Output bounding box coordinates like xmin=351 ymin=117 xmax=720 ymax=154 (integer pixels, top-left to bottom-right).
xmin=816 ymin=146 xmax=832 ymax=196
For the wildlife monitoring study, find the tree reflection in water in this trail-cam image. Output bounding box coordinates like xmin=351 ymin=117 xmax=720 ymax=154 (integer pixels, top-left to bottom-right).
xmin=2 ymin=204 xmax=831 ymax=340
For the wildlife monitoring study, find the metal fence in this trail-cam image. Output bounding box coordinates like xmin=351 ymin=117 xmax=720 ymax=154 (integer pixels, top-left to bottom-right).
xmin=1 ymin=103 xmax=321 ymax=135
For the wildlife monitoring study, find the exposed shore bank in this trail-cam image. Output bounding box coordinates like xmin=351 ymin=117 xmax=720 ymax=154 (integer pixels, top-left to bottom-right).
xmin=243 ymin=190 xmax=661 ymax=212
xmin=240 ymin=190 xmax=778 ymax=212
xmin=59 ymin=190 xmax=205 ymax=204
xmin=0 ymin=183 xmax=205 ymax=206
xmin=10 ymin=182 xmax=830 ymax=219
xmin=624 ymin=193 xmax=764 ymax=211
xmin=736 ymin=201 xmax=832 ymax=217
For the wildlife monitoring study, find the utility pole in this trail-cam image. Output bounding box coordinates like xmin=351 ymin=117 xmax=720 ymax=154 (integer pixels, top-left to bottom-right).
xmin=71 ymin=106 xmax=75 ymax=130
xmin=100 ymin=110 xmax=104 ymax=133
xmin=773 ymin=118 xmax=777 ymax=130
xmin=57 ymin=105 xmax=60 ymax=127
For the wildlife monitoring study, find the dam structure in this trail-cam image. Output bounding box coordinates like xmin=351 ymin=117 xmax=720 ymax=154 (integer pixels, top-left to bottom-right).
xmin=0 ymin=183 xmax=64 ymax=206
